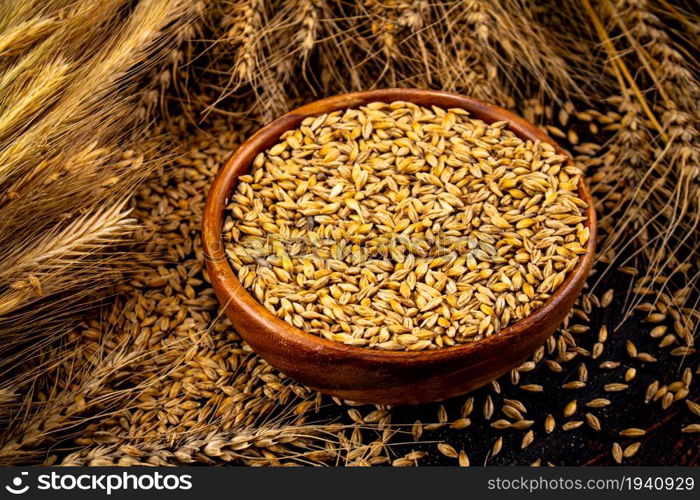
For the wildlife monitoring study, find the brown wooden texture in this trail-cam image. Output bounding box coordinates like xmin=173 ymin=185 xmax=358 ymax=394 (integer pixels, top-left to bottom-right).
xmin=202 ymin=89 xmax=597 ymax=405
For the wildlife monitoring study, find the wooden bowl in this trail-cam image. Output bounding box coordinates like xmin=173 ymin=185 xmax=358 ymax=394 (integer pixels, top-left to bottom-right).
xmin=202 ymin=89 xmax=596 ymax=405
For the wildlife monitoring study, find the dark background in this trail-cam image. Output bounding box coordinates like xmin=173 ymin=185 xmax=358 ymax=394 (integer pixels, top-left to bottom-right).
xmin=319 ymin=271 xmax=699 ymax=466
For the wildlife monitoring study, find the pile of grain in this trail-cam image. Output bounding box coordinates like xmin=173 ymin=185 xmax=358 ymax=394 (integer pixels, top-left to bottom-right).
xmin=224 ymin=101 xmax=589 ymax=349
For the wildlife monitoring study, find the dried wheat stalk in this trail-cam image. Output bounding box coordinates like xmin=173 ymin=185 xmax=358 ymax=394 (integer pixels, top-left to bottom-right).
xmin=200 ymin=0 xmax=583 ymax=116
xmin=0 ymin=0 xmax=197 ymax=444
xmin=579 ymin=0 xmax=699 ymax=325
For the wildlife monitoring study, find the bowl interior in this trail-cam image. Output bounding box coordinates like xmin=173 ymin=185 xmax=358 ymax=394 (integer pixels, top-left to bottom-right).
xmin=202 ymin=89 xmax=597 ymax=362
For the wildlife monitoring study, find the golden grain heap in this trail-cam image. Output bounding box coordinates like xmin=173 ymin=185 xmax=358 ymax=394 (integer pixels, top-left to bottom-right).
xmin=224 ymin=101 xmax=589 ymax=350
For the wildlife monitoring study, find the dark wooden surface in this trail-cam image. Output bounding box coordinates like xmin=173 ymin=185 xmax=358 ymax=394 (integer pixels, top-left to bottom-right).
xmin=203 ymin=89 xmax=597 ymax=406
xmin=315 ymin=271 xmax=699 ymax=465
